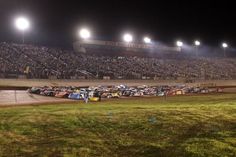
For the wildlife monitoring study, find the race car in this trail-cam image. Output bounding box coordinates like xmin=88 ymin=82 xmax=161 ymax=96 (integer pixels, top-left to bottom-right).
xmin=68 ymin=93 xmax=82 ymax=100
xmin=101 ymin=92 xmax=120 ymax=98
xmin=157 ymin=92 xmax=165 ymax=96
xmin=122 ymin=90 xmax=132 ymax=97
xmin=132 ymin=91 xmax=144 ymax=97
xmin=28 ymin=87 xmax=42 ymax=94
xmin=40 ymin=89 xmax=56 ymax=96
xmin=55 ymin=91 xmax=71 ymax=98
xmin=89 ymin=97 xmax=100 ymax=102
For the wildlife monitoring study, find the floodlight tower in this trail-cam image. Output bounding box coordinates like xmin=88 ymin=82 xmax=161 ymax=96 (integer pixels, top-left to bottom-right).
xmin=222 ymin=42 xmax=228 ymax=57
xmin=15 ymin=17 xmax=30 ymax=44
xmin=194 ymin=40 xmax=201 ymax=57
xmin=123 ymin=33 xmax=133 ymax=43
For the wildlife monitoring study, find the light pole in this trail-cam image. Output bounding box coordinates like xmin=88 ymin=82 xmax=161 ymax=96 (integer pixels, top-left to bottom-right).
xmin=15 ymin=17 xmax=30 ymax=44
xmin=194 ymin=40 xmax=201 ymax=57
xmin=222 ymin=43 xmax=228 ymax=57
xmin=176 ymin=40 xmax=183 ymax=51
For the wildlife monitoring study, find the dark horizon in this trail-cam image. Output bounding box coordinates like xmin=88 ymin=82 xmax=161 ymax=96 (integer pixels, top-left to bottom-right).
xmin=0 ymin=0 xmax=235 ymax=49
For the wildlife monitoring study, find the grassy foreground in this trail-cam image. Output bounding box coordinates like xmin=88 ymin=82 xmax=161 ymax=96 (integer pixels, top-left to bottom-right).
xmin=0 ymin=94 xmax=236 ymax=157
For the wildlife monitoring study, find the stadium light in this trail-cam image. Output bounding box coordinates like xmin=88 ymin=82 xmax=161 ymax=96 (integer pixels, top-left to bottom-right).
xmin=222 ymin=42 xmax=228 ymax=48
xmin=222 ymin=42 xmax=228 ymax=57
xmin=79 ymin=28 xmax=91 ymax=39
xmin=123 ymin=33 xmax=133 ymax=43
xmin=15 ymin=17 xmax=30 ymax=31
xmin=143 ymin=37 xmax=151 ymax=44
xmin=176 ymin=41 xmax=183 ymax=47
xmin=195 ymin=40 xmax=201 ymax=46
xmin=15 ymin=17 xmax=30 ymax=43
xmin=194 ymin=40 xmax=201 ymax=57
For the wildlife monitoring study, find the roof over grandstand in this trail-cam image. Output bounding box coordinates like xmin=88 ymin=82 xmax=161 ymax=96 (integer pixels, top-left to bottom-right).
xmin=73 ymin=40 xmax=180 ymax=53
xmin=0 ymin=0 xmax=235 ymax=48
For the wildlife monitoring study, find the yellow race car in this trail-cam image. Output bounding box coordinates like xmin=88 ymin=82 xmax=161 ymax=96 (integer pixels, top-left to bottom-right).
xmin=101 ymin=92 xmax=120 ymax=98
xmin=89 ymin=97 xmax=100 ymax=102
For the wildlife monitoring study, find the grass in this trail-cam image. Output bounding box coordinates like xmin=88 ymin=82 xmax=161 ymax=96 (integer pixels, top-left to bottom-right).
xmin=0 ymin=94 xmax=236 ymax=157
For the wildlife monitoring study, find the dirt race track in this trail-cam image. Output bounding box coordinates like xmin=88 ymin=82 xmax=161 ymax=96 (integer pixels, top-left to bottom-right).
xmin=0 ymin=90 xmax=74 ymax=107
xmin=1 ymin=79 xmax=236 ymax=87
xmin=1 ymin=79 xmax=236 ymax=107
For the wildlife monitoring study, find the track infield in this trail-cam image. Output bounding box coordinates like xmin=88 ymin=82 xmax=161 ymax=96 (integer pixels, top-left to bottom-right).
xmin=0 ymin=94 xmax=236 ymax=157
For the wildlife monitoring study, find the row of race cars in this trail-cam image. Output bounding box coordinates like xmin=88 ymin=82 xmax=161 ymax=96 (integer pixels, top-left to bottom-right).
xmin=28 ymin=84 xmax=224 ymax=101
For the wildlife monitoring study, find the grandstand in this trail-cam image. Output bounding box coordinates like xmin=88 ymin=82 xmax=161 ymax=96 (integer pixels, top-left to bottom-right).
xmin=1 ymin=41 xmax=236 ymax=80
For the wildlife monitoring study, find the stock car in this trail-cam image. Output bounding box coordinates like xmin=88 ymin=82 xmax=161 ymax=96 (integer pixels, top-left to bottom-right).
xmin=101 ymin=91 xmax=121 ymax=98
xmin=200 ymin=88 xmax=209 ymax=93
xmin=133 ymin=91 xmax=144 ymax=97
xmin=28 ymin=87 xmax=42 ymax=94
xmin=129 ymin=88 xmax=144 ymax=97
xmin=157 ymin=91 xmax=165 ymax=96
xmin=55 ymin=91 xmax=71 ymax=98
xmin=122 ymin=90 xmax=133 ymax=97
xmin=68 ymin=93 xmax=82 ymax=100
xmin=68 ymin=89 xmax=87 ymax=100
xmin=122 ymin=88 xmax=146 ymax=97
xmin=143 ymin=87 xmax=157 ymax=96
xmin=40 ymin=88 xmax=56 ymax=96
xmin=68 ymin=91 xmax=100 ymax=101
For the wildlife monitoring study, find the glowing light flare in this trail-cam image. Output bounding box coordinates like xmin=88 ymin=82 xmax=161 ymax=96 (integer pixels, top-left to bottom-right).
xmin=144 ymin=37 xmax=151 ymax=43
xmin=195 ymin=40 xmax=201 ymax=46
xmin=123 ymin=33 xmax=133 ymax=42
xmin=15 ymin=17 xmax=30 ymax=31
xmin=79 ymin=28 xmax=91 ymax=39
xmin=176 ymin=41 xmax=183 ymax=47
xmin=222 ymin=43 xmax=228 ymax=48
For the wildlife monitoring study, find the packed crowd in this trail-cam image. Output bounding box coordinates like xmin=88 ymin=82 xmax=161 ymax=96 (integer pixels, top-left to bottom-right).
xmin=1 ymin=42 xmax=236 ymax=80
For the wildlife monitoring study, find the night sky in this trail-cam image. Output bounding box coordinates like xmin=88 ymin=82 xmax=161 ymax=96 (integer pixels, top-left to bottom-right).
xmin=0 ymin=0 xmax=235 ymax=49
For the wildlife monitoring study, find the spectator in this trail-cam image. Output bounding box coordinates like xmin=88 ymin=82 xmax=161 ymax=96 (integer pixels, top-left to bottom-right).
xmin=0 ymin=42 xmax=236 ymax=80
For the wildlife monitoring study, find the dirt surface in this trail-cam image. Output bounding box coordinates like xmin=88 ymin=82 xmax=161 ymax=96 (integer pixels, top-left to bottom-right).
xmin=1 ymin=79 xmax=236 ymax=107
xmin=1 ymin=79 xmax=236 ymax=87
xmin=0 ymin=90 xmax=74 ymax=107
